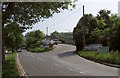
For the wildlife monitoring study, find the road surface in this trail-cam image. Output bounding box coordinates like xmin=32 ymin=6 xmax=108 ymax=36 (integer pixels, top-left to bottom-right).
xmin=18 ymin=44 xmax=118 ymax=76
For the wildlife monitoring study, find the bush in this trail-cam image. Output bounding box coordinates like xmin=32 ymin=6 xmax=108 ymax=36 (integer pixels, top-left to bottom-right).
xmin=28 ymin=47 xmax=53 ymax=53
xmin=2 ymin=52 xmax=19 ymax=77
xmin=78 ymin=51 xmax=120 ymax=65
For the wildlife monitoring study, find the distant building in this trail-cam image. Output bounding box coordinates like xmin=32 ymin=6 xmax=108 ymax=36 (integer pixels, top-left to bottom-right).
xmin=118 ymin=1 xmax=120 ymax=16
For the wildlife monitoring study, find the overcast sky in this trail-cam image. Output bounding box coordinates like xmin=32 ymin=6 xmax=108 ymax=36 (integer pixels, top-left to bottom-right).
xmin=23 ymin=0 xmax=120 ymax=35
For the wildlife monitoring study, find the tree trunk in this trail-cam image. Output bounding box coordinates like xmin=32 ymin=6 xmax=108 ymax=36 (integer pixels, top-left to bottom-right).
xmin=0 ymin=2 xmax=4 ymax=64
xmin=2 ymin=46 xmax=5 ymax=64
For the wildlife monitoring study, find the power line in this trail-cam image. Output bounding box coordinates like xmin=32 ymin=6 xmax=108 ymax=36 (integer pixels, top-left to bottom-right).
xmin=51 ymin=6 xmax=83 ymax=27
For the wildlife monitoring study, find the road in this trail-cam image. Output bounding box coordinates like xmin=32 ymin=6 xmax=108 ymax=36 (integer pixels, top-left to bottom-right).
xmin=18 ymin=44 xmax=118 ymax=76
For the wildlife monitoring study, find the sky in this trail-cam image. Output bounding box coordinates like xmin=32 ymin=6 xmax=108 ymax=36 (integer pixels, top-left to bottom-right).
xmin=23 ymin=0 xmax=120 ymax=35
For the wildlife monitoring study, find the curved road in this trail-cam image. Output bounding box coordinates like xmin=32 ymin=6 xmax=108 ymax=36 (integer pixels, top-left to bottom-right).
xmin=18 ymin=44 xmax=118 ymax=76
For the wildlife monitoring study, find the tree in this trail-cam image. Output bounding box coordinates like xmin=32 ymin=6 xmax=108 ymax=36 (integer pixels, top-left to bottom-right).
xmin=94 ymin=9 xmax=112 ymax=46
xmin=50 ymin=31 xmax=74 ymax=44
xmin=109 ymin=14 xmax=120 ymax=51
xmin=73 ymin=27 xmax=83 ymax=52
xmin=50 ymin=31 xmax=60 ymax=39
xmin=91 ymin=10 xmax=120 ymax=51
xmin=25 ymin=30 xmax=45 ymax=49
xmin=73 ymin=14 xmax=98 ymax=52
xmin=2 ymin=2 xmax=75 ymax=62
xmin=2 ymin=2 xmax=75 ymax=27
xmin=4 ymin=22 xmax=24 ymax=52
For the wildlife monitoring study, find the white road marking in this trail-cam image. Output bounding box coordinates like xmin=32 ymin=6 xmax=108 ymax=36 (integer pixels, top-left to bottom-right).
xmin=67 ymin=68 xmax=73 ymax=71
xmin=37 ymin=58 xmax=40 ymax=59
xmin=55 ymin=64 xmax=58 ymax=66
xmin=40 ymin=59 xmax=46 ymax=61
xmin=32 ymin=53 xmax=36 ymax=55
xmin=79 ymin=71 xmax=86 ymax=74
xmin=31 ymin=55 xmax=34 ymax=57
xmin=37 ymin=58 xmax=46 ymax=62
xmin=59 ymin=52 xmax=64 ymax=54
xmin=17 ymin=53 xmax=28 ymax=77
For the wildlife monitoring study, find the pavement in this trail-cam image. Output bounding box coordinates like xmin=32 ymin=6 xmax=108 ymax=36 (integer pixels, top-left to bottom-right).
xmin=18 ymin=44 xmax=119 ymax=76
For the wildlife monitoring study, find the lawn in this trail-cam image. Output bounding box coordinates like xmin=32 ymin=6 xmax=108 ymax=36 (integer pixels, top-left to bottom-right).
xmin=2 ymin=52 xmax=19 ymax=78
xmin=78 ymin=51 xmax=120 ymax=65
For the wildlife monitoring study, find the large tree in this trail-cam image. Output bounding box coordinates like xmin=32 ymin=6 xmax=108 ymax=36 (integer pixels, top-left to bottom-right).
xmin=2 ymin=2 xmax=75 ymax=62
xmin=50 ymin=31 xmax=74 ymax=44
xmin=4 ymin=22 xmax=24 ymax=52
xmin=50 ymin=31 xmax=60 ymax=39
xmin=73 ymin=14 xmax=97 ymax=52
xmin=25 ymin=30 xmax=45 ymax=49
xmin=2 ymin=2 xmax=75 ymax=26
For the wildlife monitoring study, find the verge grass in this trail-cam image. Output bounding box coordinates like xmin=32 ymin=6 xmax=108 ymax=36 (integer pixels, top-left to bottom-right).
xmin=2 ymin=52 xmax=19 ymax=78
xmin=78 ymin=51 xmax=120 ymax=65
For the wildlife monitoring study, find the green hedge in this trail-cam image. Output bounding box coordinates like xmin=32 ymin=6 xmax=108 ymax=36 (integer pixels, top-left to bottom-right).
xmin=2 ymin=52 xmax=19 ymax=77
xmin=78 ymin=51 xmax=120 ymax=65
xmin=28 ymin=47 xmax=53 ymax=53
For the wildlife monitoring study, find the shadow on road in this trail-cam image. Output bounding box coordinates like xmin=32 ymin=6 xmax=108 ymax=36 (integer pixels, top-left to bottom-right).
xmin=57 ymin=51 xmax=76 ymax=58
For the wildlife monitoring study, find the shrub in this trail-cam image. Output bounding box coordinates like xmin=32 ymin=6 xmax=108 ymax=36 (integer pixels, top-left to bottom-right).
xmin=2 ymin=52 xmax=19 ymax=77
xmin=28 ymin=47 xmax=53 ymax=53
xmin=78 ymin=51 xmax=120 ymax=65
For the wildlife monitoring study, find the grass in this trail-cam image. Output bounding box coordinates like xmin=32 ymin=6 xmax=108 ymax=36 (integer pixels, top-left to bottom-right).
xmin=2 ymin=52 xmax=19 ymax=78
xmin=78 ymin=51 xmax=120 ymax=65
xmin=27 ymin=47 xmax=53 ymax=53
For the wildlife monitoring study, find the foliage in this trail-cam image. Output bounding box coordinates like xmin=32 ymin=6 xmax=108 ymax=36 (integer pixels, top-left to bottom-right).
xmin=78 ymin=51 xmax=120 ymax=65
xmin=50 ymin=31 xmax=60 ymax=39
xmin=73 ymin=9 xmax=120 ymax=52
xmin=73 ymin=14 xmax=98 ymax=51
xmin=2 ymin=2 xmax=75 ymax=27
xmin=2 ymin=52 xmax=19 ymax=77
xmin=50 ymin=31 xmax=74 ymax=44
xmin=73 ymin=27 xmax=83 ymax=51
xmin=4 ymin=22 xmax=24 ymax=52
xmin=2 ymin=2 xmax=75 ymax=62
xmin=25 ymin=30 xmax=45 ymax=48
xmin=28 ymin=47 xmax=53 ymax=53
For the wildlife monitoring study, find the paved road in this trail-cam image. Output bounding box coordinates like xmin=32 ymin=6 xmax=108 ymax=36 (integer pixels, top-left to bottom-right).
xmin=18 ymin=44 xmax=118 ymax=76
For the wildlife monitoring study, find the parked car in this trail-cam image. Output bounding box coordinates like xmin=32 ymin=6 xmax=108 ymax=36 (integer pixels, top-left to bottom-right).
xmin=5 ymin=50 xmax=12 ymax=54
xmin=41 ymin=39 xmax=54 ymax=48
xmin=53 ymin=39 xmax=59 ymax=45
xmin=18 ymin=48 xmax=22 ymax=52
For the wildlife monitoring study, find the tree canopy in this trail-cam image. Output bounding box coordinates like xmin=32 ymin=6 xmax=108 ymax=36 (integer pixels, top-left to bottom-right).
xmin=2 ymin=2 xmax=75 ymax=61
xmin=25 ymin=30 xmax=45 ymax=48
xmin=4 ymin=22 xmax=24 ymax=51
xmin=73 ymin=14 xmax=98 ymax=51
xmin=2 ymin=2 xmax=75 ymax=28
xmin=50 ymin=31 xmax=74 ymax=44
xmin=73 ymin=9 xmax=120 ymax=52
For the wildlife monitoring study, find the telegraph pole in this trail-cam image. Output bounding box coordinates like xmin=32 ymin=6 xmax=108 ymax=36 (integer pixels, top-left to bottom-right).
xmin=82 ymin=5 xmax=85 ymax=51
xmin=46 ymin=27 xmax=48 ymax=36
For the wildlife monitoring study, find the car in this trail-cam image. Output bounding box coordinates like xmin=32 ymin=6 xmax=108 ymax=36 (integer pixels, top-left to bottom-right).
xmin=53 ymin=39 xmax=59 ymax=45
xmin=5 ymin=50 xmax=12 ymax=54
xmin=18 ymin=48 xmax=22 ymax=52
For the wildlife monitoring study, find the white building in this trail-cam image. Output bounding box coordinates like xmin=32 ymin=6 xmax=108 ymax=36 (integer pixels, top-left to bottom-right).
xmin=118 ymin=1 xmax=120 ymax=16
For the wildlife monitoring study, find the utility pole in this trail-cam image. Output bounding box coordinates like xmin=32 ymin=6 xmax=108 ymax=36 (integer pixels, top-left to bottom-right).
xmin=82 ymin=5 xmax=85 ymax=51
xmin=46 ymin=27 xmax=48 ymax=36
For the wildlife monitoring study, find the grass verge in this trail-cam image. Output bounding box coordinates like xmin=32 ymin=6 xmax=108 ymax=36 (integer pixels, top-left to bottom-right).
xmin=2 ymin=52 xmax=19 ymax=78
xmin=78 ymin=51 xmax=120 ymax=65
xmin=27 ymin=47 xmax=53 ymax=53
